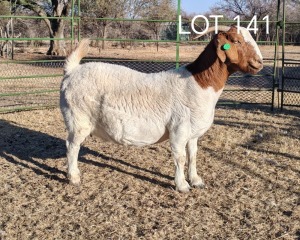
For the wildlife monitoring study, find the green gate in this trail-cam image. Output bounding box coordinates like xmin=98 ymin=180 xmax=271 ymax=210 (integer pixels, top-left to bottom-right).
xmin=280 ymin=0 xmax=300 ymax=109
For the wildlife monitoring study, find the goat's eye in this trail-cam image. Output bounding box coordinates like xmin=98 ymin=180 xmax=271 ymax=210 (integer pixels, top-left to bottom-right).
xmin=233 ymin=40 xmax=240 ymax=44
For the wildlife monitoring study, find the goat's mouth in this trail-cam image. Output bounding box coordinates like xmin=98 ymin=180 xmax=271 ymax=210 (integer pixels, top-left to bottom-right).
xmin=249 ymin=63 xmax=263 ymax=73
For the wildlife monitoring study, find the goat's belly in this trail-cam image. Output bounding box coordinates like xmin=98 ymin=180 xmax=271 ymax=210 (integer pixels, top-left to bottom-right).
xmin=120 ymin=123 xmax=168 ymax=146
xmin=93 ymin=117 xmax=168 ymax=147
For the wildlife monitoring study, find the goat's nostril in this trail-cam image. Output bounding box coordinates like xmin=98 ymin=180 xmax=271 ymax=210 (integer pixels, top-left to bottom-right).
xmin=256 ymin=58 xmax=263 ymax=65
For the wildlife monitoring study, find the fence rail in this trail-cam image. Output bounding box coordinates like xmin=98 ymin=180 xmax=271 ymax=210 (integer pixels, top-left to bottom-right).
xmin=280 ymin=3 xmax=300 ymax=109
xmin=0 ymin=0 xmax=299 ymax=113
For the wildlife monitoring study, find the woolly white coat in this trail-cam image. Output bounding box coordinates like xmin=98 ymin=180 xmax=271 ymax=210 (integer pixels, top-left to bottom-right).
xmin=60 ymin=29 xmax=263 ymax=192
xmin=61 ymin=62 xmax=221 ymax=147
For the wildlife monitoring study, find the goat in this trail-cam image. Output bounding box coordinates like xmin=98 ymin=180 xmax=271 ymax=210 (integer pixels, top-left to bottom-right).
xmin=60 ymin=26 xmax=263 ymax=192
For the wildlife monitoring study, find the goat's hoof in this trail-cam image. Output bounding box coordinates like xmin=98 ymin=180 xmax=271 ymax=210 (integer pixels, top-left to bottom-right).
xmin=178 ymin=187 xmax=190 ymax=193
xmin=70 ymin=179 xmax=81 ymax=186
xmin=68 ymin=173 xmax=81 ymax=186
xmin=190 ymin=177 xmax=205 ymax=189
xmin=192 ymin=182 xmax=205 ymax=189
xmin=176 ymin=181 xmax=191 ymax=193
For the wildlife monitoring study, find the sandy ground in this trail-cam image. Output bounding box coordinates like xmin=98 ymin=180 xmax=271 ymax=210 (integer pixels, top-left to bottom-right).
xmin=0 ymin=41 xmax=300 ymax=239
xmin=8 ymin=44 xmax=300 ymax=62
xmin=0 ymin=106 xmax=299 ymax=239
xmin=93 ymin=44 xmax=300 ymax=62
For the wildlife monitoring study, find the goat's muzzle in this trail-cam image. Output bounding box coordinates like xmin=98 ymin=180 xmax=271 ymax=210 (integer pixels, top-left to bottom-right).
xmin=248 ymin=57 xmax=263 ymax=73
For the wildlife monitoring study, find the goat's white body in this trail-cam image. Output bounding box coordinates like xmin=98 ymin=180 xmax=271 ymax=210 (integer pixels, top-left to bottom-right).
xmin=61 ymin=62 xmax=221 ymax=191
xmin=61 ymin=27 xmax=263 ymax=192
xmin=61 ymin=62 xmax=221 ymax=146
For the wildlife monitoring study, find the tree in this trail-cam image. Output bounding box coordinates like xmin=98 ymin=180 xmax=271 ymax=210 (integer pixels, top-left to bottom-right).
xmin=80 ymin=0 xmax=129 ymax=49
xmin=284 ymin=0 xmax=300 ymax=43
xmin=0 ymin=1 xmax=12 ymax=57
xmin=47 ymin=0 xmax=71 ymax=55
xmin=212 ymin=0 xmax=275 ymax=18
xmin=211 ymin=0 xmax=277 ymax=41
xmin=141 ymin=0 xmax=176 ymax=51
xmin=1 ymin=0 xmax=71 ymax=55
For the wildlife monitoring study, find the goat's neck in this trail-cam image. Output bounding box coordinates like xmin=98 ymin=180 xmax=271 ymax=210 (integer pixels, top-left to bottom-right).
xmin=186 ymin=43 xmax=231 ymax=92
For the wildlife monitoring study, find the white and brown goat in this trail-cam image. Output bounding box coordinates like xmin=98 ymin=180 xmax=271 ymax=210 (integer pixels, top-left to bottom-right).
xmin=60 ymin=26 xmax=263 ymax=192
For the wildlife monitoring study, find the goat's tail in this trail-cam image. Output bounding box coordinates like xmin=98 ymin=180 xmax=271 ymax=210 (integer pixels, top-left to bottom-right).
xmin=64 ymin=38 xmax=90 ymax=75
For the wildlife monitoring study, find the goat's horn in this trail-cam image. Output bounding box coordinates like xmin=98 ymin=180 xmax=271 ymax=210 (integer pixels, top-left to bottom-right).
xmin=193 ymin=25 xmax=231 ymax=39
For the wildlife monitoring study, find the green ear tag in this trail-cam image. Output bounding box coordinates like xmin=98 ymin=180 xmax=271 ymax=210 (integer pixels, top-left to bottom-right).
xmin=222 ymin=43 xmax=231 ymax=50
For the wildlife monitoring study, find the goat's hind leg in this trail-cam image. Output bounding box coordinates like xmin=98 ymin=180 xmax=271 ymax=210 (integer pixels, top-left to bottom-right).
xmin=66 ymin=128 xmax=91 ymax=185
xmin=187 ymin=138 xmax=205 ymax=188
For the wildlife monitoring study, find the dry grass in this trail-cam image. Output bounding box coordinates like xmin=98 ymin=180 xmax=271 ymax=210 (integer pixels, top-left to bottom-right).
xmin=90 ymin=44 xmax=299 ymax=62
xmin=6 ymin=44 xmax=300 ymax=62
xmin=0 ymin=106 xmax=299 ymax=239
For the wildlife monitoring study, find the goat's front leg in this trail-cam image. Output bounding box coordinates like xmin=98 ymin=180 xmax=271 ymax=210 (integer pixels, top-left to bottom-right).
xmin=187 ymin=138 xmax=205 ymax=188
xmin=170 ymin=138 xmax=191 ymax=193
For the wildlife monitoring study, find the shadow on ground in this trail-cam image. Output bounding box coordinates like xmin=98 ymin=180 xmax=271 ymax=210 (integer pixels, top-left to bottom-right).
xmin=0 ymin=119 xmax=173 ymax=188
xmin=1 ymin=105 xmax=299 ymax=191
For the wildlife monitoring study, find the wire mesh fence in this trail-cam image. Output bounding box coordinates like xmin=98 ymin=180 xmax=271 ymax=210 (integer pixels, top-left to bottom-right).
xmin=0 ymin=59 xmax=63 ymax=112
xmin=281 ymin=21 xmax=300 ymax=107
xmin=281 ymin=61 xmax=300 ymax=106
xmin=0 ymin=58 xmax=276 ymax=113
xmin=0 ymin=0 xmax=299 ymax=112
xmin=0 ymin=54 xmax=280 ymax=113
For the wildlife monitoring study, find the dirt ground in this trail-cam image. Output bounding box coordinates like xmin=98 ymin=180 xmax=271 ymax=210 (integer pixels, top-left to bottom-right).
xmin=10 ymin=44 xmax=300 ymax=62
xmin=0 ymin=106 xmax=299 ymax=239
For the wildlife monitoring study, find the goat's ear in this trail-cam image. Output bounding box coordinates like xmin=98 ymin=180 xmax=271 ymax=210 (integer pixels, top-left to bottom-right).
xmin=215 ymin=34 xmax=227 ymax=63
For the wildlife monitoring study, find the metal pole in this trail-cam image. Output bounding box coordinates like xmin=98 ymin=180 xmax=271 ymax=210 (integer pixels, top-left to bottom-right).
xmin=10 ymin=0 xmax=14 ymax=60
xmin=71 ymin=0 xmax=75 ymax=49
xmin=271 ymin=0 xmax=281 ymax=111
xmin=175 ymin=0 xmax=181 ymax=69
xmin=281 ymin=0 xmax=286 ymax=110
xmin=78 ymin=0 xmax=81 ymax=42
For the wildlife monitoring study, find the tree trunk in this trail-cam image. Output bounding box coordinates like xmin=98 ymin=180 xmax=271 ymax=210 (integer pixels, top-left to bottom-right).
xmin=47 ymin=0 xmax=70 ymax=55
xmin=255 ymin=30 xmax=260 ymax=42
xmin=47 ymin=19 xmax=66 ymax=55
xmin=156 ymin=28 xmax=159 ymax=52
xmin=5 ymin=0 xmax=70 ymax=56
xmin=101 ymin=22 xmax=107 ymax=50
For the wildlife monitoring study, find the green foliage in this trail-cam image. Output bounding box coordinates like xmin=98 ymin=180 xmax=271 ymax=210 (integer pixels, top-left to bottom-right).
xmin=0 ymin=1 xmax=11 ymax=15
xmin=80 ymin=0 xmax=127 ymax=18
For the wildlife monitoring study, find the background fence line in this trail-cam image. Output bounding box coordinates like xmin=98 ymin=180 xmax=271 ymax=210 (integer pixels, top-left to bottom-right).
xmin=0 ymin=0 xmax=299 ymax=113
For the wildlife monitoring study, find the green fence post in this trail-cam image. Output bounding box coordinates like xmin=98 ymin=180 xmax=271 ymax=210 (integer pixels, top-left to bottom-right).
xmin=176 ymin=0 xmax=181 ymax=69
xmin=281 ymin=0 xmax=286 ymax=110
xmin=71 ymin=0 xmax=75 ymax=49
xmin=271 ymin=0 xmax=281 ymax=111
xmin=78 ymin=0 xmax=81 ymax=42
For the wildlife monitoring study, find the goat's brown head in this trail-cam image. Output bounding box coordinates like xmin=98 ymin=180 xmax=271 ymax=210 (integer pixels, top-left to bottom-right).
xmin=213 ymin=26 xmax=263 ymax=74
xmin=187 ymin=26 xmax=264 ymax=92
